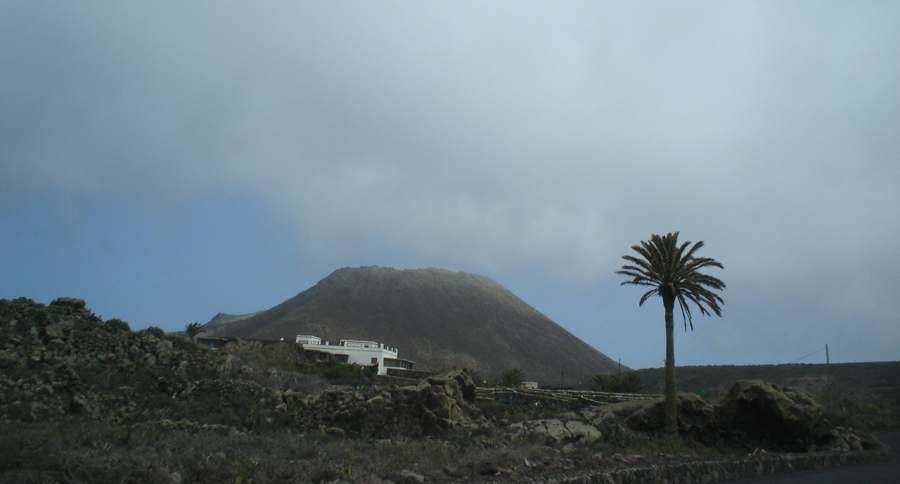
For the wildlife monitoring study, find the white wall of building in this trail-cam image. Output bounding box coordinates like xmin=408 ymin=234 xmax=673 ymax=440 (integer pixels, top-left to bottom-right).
xmin=296 ymin=335 xmax=407 ymax=375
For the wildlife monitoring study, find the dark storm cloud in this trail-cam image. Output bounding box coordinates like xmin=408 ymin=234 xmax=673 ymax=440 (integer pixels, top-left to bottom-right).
xmin=2 ymin=2 xmax=898 ymax=361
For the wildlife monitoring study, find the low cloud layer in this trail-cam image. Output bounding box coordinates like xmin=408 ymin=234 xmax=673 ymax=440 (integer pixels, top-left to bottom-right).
xmin=3 ymin=2 xmax=898 ymax=365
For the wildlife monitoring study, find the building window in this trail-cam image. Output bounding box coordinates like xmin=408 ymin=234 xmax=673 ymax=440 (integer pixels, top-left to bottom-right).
xmin=371 ymin=357 xmax=378 ymax=364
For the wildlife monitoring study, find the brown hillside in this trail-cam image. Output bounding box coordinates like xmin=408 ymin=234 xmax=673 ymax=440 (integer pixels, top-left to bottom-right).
xmin=201 ymin=266 xmax=621 ymax=385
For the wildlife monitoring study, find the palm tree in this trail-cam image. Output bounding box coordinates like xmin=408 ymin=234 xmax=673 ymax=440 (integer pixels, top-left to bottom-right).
xmin=498 ymin=368 xmax=526 ymax=388
xmin=616 ymin=232 xmax=724 ymax=435
xmin=185 ymin=322 xmax=203 ymax=341
xmin=617 ymin=372 xmax=646 ymax=394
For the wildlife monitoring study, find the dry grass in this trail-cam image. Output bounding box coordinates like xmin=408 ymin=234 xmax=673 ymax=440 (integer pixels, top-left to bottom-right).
xmin=0 ymin=419 xmax=594 ymax=483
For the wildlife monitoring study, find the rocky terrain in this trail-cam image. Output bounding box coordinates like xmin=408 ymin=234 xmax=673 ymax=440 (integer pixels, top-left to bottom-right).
xmin=0 ymin=297 xmax=892 ymax=483
xmin=0 ymin=297 xmax=481 ymax=437
xmin=635 ymin=361 xmax=900 ymax=430
xmin=198 ymin=266 xmax=621 ymax=384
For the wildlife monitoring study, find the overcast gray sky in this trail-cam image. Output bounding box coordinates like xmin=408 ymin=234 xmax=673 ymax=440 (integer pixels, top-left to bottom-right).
xmin=2 ymin=2 xmax=898 ymax=370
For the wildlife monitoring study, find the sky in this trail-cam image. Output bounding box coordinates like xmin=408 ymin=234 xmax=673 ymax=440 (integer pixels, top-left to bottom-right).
xmin=2 ymin=2 xmax=898 ymax=370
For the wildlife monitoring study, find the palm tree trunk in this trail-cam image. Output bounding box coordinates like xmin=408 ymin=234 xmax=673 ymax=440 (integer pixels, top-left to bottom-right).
xmin=663 ymin=293 xmax=677 ymax=435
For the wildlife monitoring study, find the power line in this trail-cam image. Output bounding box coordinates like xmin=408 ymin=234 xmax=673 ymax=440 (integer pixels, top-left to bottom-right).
xmin=787 ymin=346 xmax=826 ymax=364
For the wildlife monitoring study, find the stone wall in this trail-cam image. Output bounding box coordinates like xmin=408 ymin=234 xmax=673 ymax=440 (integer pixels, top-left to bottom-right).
xmin=541 ymin=448 xmax=892 ymax=483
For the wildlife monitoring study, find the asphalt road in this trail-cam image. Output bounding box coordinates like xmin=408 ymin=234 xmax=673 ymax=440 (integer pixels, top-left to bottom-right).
xmin=731 ymin=432 xmax=900 ymax=483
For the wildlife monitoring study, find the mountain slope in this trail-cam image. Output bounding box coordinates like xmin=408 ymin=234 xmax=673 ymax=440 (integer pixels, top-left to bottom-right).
xmin=202 ymin=266 xmax=622 ymax=385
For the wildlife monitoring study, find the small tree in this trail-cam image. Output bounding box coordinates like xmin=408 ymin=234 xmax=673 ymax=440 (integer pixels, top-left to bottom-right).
xmin=185 ymin=322 xmax=203 ymax=341
xmin=498 ymin=368 xmax=526 ymax=388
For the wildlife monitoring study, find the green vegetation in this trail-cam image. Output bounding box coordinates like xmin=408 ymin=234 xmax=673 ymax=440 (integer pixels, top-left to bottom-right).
xmin=590 ymin=372 xmax=646 ymax=393
xmin=498 ymin=367 xmax=526 ymax=387
xmin=302 ymin=360 xmax=378 ymax=385
xmin=617 ymin=231 xmax=725 ymax=435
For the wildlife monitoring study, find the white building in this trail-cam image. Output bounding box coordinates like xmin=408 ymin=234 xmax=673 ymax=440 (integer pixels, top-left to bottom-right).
xmin=296 ymin=335 xmax=415 ymax=375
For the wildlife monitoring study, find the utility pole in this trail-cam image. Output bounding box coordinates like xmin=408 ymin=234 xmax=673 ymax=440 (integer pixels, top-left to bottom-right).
xmin=825 ymin=344 xmax=830 ymax=365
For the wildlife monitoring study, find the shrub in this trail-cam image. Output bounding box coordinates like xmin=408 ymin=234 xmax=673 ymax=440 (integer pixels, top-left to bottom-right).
xmin=498 ymin=368 xmax=526 ymax=388
xmin=304 ymin=361 xmax=378 ymax=385
xmin=590 ymin=372 xmax=645 ymax=393
xmin=618 ymin=372 xmax=646 ymax=393
xmin=590 ymin=374 xmax=617 ymax=392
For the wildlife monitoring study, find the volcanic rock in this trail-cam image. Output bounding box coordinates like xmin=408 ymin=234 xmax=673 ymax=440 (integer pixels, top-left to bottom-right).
xmin=715 ymin=379 xmax=826 ymax=451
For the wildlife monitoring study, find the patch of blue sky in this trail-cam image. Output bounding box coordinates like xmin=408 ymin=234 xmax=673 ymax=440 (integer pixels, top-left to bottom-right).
xmin=0 ymin=190 xmax=315 ymax=332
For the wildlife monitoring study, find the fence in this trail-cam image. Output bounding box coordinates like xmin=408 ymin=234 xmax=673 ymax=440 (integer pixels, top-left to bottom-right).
xmin=477 ymin=387 xmax=660 ymax=405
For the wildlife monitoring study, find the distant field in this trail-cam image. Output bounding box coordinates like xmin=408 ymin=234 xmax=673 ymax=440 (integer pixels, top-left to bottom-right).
xmin=633 ymin=361 xmax=900 ymax=405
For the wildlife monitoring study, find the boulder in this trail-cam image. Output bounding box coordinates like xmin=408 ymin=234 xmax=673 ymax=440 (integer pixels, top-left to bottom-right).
xmin=620 ymin=381 xmax=852 ymax=452
xmin=624 ymin=393 xmax=718 ymax=442
xmin=565 ymin=420 xmax=603 ymax=442
xmin=0 ymin=349 xmax=19 ymax=369
xmin=510 ymin=419 xmax=602 ymax=443
xmin=715 ymin=379 xmax=826 ymax=452
xmin=423 ymin=369 xmax=477 ymax=403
